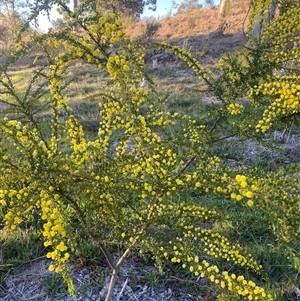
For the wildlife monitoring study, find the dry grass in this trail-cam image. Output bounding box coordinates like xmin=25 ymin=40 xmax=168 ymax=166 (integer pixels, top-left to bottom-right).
xmin=125 ymin=1 xmax=250 ymax=60
xmin=126 ymin=1 xmax=250 ymax=40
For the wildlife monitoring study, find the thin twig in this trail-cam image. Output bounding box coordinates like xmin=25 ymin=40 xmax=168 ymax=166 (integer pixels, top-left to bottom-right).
xmin=210 ymin=133 xmax=238 ymax=143
xmin=174 ymin=157 xmax=195 ymax=179
xmin=242 ymin=0 xmax=253 ymax=36
xmin=2 ymin=160 xmax=20 ymax=170
xmin=58 ymin=189 xmax=116 ymax=270
xmin=116 ymin=277 xmax=129 ymax=301
xmin=209 ymin=116 xmax=222 ymax=133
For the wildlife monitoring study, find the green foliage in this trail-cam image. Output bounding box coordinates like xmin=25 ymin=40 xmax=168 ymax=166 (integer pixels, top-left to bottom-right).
xmin=0 ymin=227 xmax=45 ymax=284
xmin=248 ymin=0 xmax=299 ymax=37
xmin=0 ymin=2 xmax=300 ymax=301
xmin=82 ymin=0 xmax=157 ymax=19
xmin=140 ymin=20 xmax=161 ymax=42
xmin=177 ymin=0 xmax=202 ymax=14
xmin=42 ymin=273 xmax=68 ymax=296
xmin=0 ymin=0 xmax=31 ymax=46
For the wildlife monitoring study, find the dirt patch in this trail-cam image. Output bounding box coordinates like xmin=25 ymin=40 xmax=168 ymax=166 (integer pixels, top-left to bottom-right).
xmin=0 ymin=259 xmax=206 ymax=301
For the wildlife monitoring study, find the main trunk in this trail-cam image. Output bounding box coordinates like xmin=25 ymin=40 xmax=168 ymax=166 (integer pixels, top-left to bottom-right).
xmin=252 ymin=0 xmax=278 ymax=38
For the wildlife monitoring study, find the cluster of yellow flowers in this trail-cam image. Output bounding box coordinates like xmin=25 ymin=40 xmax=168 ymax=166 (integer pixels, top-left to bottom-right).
xmin=1 ymin=117 xmax=59 ymax=177
xmin=244 ymin=173 xmax=300 ymax=246
xmin=248 ymin=0 xmax=276 ymax=33
xmin=89 ymin=14 xmax=124 ymax=45
xmin=218 ymin=272 xmax=273 ymax=301
xmin=0 ymin=190 xmax=22 ymax=230
xmin=160 ymin=42 xmax=211 ymax=84
xmin=230 ymin=174 xmax=257 ymax=207
xmin=49 ymin=75 xmax=68 ymax=111
xmin=39 ymin=190 xmax=70 ymax=273
xmin=246 ymin=7 xmax=300 ymax=133
xmin=249 ymin=79 xmax=300 ymax=133
xmin=164 ymin=235 xmax=271 ymax=301
xmin=186 ymin=226 xmax=262 ymax=272
xmin=2 ymin=119 xmax=40 ymax=155
xmin=67 ymin=115 xmax=91 ymax=165
xmin=106 ymin=54 xmax=131 ymax=80
xmin=227 ymin=103 xmax=244 ymax=115
xmin=261 ymin=7 xmax=300 ymax=61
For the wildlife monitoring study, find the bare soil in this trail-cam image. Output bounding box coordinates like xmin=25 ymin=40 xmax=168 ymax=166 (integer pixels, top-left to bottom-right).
xmin=0 ymin=258 xmax=209 ymax=301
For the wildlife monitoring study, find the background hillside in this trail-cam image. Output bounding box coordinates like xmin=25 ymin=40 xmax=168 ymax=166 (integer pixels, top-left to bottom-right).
xmin=126 ymin=0 xmax=250 ymax=58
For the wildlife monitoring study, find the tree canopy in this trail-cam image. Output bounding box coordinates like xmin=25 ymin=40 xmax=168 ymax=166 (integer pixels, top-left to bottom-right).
xmin=72 ymin=0 xmax=157 ymax=18
xmin=0 ymin=0 xmax=29 ymax=42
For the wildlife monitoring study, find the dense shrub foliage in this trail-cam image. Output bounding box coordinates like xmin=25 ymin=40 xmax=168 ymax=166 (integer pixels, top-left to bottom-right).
xmin=0 ymin=1 xmax=299 ymax=300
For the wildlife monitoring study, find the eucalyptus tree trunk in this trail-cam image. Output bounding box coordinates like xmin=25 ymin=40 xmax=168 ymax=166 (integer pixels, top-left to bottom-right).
xmin=218 ymin=0 xmax=230 ymax=18
xmin=73 ymin=0 xmax=78 ymax=10
xmin=252 ymin=0 xmax=278 ymax=38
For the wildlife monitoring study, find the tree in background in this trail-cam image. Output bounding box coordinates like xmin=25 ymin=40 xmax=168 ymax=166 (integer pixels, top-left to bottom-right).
xmin=249 ymin=0 xmax=300 ymax=38
xmin=0 ymin=0 xmax=29 ymax=42
xmin=218 ymin=0 xmax=230 ymax=18
xmin=51 ymin=16 xmax=65 ymax=30
xmin=204 ymin=0 xmax=215 ymax=8
xmin=92 ymin=0 xmax=157 ymax=18
xmin=219 ymin=0 xmax=300 ymax=37
xmin=177 ymin=0 xmax=202 ymax=13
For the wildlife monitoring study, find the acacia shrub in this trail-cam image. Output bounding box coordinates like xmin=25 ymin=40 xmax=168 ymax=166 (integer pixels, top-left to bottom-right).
xmin=0 ymin=2 xmax=299 ymax=301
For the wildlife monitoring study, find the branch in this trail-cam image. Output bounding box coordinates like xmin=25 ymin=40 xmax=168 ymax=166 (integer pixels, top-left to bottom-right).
xmin=174 ymin=156 xmax=195 ymax=179
xmin=209 ymin=116 xmax=222 ymax=133
xmin=210 ymin=132 xmax=238 ymax=143
xmin=2 ymin=159 xmax=20 ymax=170
xmin=57 ymin=188 xmax=116 ymax=270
